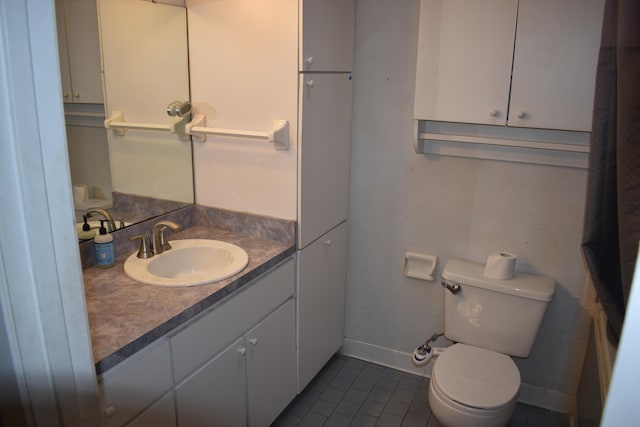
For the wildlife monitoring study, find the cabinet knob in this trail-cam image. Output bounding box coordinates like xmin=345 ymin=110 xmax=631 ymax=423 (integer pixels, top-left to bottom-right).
xmin=63 ymin=92 xmax=70 ymax=99
xmin=305 ymin=56 xmax=314 ymax=66
xmin=489 ymin=109 xmax=498 ymax=117
xmin=516 ymin=111 xmax=526 ymax=119
xmin=74 ymin=92 xmax=80 ymax=99
xmin=324 ymin=239 xmax=332 ymax=247
xmin=103 ymin=406 xmax=116 ymax=418
xmin=306 ymin=80 xmax=315 ymax=89
xmin=249 ymin=337 xmax=258 ymax=346
xmin=237 ymin=347 xmax=247 ymax=356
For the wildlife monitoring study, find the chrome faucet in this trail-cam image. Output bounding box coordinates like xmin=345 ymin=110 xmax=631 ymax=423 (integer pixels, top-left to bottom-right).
xmin=85 ymin=208 xmax=116 ymax=233
xmin=151 ymin=220 xmax=181 ymax=255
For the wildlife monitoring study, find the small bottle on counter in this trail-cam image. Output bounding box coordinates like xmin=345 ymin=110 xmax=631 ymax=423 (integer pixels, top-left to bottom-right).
xmin=94 ymin=220 xmax=115 ymax=268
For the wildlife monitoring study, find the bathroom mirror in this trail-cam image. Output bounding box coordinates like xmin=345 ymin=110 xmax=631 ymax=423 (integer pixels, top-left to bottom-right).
xmin=58 ymin=0 xmax=193 ymax=241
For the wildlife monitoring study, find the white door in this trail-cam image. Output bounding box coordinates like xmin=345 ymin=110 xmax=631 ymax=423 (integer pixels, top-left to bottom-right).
xmin=413 ymin=0 xmax=517 ymax=125
xmin=297 ymin=222 xmax=348 ymax=391
xmin=298 ymin=73 xmax=353 ymax=248
xmin=299 ymin=0 xmax=355 ymax=72
xmin=508 ymin=0 xmax=604 ymax=131
xmin=175 ymin=337 xmax=247 ymax=427
xmin=246 ymin=300 xmax=296 ymax=427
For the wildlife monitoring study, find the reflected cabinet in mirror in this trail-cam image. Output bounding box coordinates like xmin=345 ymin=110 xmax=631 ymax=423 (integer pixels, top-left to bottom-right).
xmin=56 ymin=0 xmax=194 ymax=241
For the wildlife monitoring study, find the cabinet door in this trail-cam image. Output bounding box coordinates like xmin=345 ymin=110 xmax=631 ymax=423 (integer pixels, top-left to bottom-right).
xmin=100 ymin=340 xmax=173 ymax=427
xmin=508 ymin=0 xmax=604 ymax=131
xmin=246 ymin=300 xmax=296 ymax=427
xmin=125 ymin=392 xmax=176 ymax=427
xmin=57 ymin=0 xmax=104 ymax=103
xmin=299 ymin=0 xmax=355 ymax=72
xmin=298 ymin=73 xmax=353 ymax=248
xmin=297 ymin=222 xmax=348 ymax=391
xmin=175 ymin=337 xmax=247 ymax=427
xmin=54 ymin=0 xmax=73 ymax=102
xmin=413 ymin=0 xmax=518 ymax=125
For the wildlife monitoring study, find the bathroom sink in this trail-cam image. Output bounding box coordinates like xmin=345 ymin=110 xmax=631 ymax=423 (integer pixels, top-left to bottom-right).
xmin=123 ymin=239 xmax=250 ymax=287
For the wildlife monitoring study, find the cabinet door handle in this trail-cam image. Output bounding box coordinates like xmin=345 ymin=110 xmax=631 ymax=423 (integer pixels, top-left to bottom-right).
xmin=249 ymin=337 xmax=258 ymax=346
xmin=306 ymin=80 xmax=315 ymax=89
xmin=237 ymin=347 xmax=247 ymax=356
xmin=305 ymin=56 xmax=314 ymax=66
xmin=489 ymin=109 xmax=498 ymax=117
xmin=103 ymin=406 xmax=116 ymax=418
xmin=324 ymin=239 xmax=332 ymax=247
xmin=516 ymin=111 xmax=526 ymax=119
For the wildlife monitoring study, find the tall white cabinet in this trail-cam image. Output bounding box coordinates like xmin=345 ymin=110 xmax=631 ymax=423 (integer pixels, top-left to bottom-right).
xmin=296 ymin=0 xmax=356 ymax=391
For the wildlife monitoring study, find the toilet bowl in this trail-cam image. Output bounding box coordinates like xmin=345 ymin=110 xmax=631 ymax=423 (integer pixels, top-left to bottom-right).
xmin=428 ymin=343 xmax=520 ymax=427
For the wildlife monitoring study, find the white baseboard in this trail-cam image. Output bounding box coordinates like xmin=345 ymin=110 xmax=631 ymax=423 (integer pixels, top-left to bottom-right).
xmin=339 ymin=338 xmax=576 ymax=414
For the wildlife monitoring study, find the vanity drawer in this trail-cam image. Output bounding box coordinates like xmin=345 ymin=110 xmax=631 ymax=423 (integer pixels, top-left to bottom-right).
xmin=100 ymin=339 xmax=173 ymax=427
xmin=171 ymin=258 xmax=295 ymax=382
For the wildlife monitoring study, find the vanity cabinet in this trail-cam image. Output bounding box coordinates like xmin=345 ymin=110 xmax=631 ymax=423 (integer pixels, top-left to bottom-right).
xmin=54 ymin=0 xmax=104 ymax=104
xmin=99 ymin=339 xmax=174 ymax=427
xmin=98 ymin=259 xmax=295 ymax=427
xmin=413 ymin=0 xmax=604 ymax=132
xmin=175 ymin=300 xmax=296 ymax=427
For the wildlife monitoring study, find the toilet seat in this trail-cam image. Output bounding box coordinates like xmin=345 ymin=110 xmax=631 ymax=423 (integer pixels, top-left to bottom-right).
xmin=432 ymin=343 xmax=520 ymax=409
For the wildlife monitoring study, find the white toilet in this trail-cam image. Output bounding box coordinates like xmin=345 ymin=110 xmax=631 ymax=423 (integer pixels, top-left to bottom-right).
xmin=428 ymin=258 xmax=555 ymax=427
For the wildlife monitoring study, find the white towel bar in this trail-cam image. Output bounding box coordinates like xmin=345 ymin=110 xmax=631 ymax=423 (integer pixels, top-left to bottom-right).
xmin=186 ymin=114 xmax=289 ymax=150
xmin=104 ymin=110 xmax=189 ymax=141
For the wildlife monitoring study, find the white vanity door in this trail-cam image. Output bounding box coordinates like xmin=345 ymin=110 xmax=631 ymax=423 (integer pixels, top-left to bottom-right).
xmin=508 ymin=0 xmax=604 ymax=131
xmin=175 ymin=336 xmax=247 ymax=427
xmin=413 ymin=0 xmax=518 ymax=125
xmin=246 ymin=299 xmax=296 ymax=427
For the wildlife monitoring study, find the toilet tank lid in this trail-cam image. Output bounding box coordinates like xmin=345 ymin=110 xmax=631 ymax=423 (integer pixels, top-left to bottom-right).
xmin=442 ymin=259 xmax=555 ymax=302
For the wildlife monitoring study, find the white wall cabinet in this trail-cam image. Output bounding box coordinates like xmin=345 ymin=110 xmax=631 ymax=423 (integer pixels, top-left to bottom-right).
xmin=297 ymin=222 xmax=348 ymax=391
xmin=299 ymin=0 xmax=355 ymax=72
xmin=99 ymin=259 xmax=295 ymax=427
xmin=298 ymin=73 xmax=353 ymax=248
xmin=414 ymin=0 xmax=604 ymax=132
xmin=55 ymin=0 xmax=104 ymax=103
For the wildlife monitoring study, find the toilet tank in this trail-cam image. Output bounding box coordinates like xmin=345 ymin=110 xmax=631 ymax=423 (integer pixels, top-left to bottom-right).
xmin=441 ymin=258 xmax=555 ymax=358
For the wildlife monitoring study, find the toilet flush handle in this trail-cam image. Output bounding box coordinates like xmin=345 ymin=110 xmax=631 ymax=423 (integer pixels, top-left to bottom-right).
xmin=441 ymin=279 xmax=461 ymax=295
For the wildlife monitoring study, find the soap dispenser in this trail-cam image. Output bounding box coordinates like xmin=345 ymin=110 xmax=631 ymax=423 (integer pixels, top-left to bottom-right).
xmin=94 ymin=220 xmax=115 ymax=268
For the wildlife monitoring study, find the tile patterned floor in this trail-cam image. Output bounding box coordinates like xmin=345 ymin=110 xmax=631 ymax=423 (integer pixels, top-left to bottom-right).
xmin=272 ymin=355 xmax=570 ymax=427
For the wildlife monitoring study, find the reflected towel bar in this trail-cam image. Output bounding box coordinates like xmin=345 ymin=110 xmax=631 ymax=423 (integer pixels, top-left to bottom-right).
xmin=105 ymin=110 xmax=190 ymax=141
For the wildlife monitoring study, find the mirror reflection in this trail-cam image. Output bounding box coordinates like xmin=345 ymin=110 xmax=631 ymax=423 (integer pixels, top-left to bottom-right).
xmin=56 ymin=0 xmax=194 ymax=242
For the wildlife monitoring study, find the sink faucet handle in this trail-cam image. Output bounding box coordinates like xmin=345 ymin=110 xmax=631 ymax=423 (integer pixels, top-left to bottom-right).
xmin=130 ymin=235 xmax=153 ymax=259
xmin=151 ymin=220 xmax=181 ymax=255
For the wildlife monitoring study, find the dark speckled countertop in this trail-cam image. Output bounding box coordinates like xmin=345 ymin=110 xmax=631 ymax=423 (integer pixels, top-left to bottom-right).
xmin=83 ymin=206 xmax=295 ymax=374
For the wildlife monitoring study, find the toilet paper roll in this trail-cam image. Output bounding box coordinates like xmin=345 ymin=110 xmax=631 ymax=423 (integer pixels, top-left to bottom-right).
xmin=483 ymin=252 xmax=517 ymax=280
xmin=73 ymin=184 xmax=89 ymax=202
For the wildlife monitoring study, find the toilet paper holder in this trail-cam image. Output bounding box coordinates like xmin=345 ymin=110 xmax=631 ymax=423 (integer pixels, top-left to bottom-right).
xmin=403 ymin=251 xmax=437 ymax=281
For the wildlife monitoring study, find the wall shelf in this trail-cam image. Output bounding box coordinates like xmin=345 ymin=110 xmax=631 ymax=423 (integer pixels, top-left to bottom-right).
xmin=186 ymin=114 xmax=289 ymax=151
xmin=415 ymin=120 xmax=591 ymax=169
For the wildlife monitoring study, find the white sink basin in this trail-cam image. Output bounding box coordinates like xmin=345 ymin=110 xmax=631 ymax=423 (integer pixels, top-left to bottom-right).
xmin=124 ymin=239 xmax=250 ymax=287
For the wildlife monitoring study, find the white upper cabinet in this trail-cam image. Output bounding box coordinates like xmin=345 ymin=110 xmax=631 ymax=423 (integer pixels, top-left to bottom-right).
xmin=55 ymin=0 xmax=104 ymax=104
xmin=508 ymin=0 xmax=604 ymax=131
xmin=414 ymin=0 xmax=604 ymax=132
xmin=299 ymin=0 xmax=356 ymax=72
